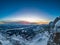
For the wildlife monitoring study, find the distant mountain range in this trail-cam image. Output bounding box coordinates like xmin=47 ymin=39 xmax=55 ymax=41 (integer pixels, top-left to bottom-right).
xmin=0 ymin=21 xmax=49 ymax=24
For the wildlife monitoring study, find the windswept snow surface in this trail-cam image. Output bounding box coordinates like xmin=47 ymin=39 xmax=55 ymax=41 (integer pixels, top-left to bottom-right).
xmin=0 ymin=24 xmax=50 ymax=45
xmin=0 ymin=31 xmax=49 ymax=45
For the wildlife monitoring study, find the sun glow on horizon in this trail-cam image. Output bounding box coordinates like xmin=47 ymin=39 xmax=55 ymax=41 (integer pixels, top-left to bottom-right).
xmin=1 ymin=17 xmax=49 ymax=23
xmin=1 ymin=13 xmax=50 ymax=24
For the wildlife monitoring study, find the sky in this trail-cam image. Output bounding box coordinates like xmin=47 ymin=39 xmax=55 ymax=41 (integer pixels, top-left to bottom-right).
xmin=0 ymin=0 xmax=60 ymax=22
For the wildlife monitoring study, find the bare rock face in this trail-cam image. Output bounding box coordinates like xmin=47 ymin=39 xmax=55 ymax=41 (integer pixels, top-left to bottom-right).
xmin=0 ymin=42 xmax=2 ymax=45
xmin=53 ymin=33 xmax=60 ymax=44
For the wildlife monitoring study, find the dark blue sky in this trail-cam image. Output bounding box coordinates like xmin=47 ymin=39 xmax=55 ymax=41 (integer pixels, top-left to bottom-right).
xmin=0 ymin=0 xmax=60 ymax=21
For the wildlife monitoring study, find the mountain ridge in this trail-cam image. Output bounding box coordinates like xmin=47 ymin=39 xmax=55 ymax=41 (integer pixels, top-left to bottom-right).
xmin=0 ymin=21 xmax=49 ymax=24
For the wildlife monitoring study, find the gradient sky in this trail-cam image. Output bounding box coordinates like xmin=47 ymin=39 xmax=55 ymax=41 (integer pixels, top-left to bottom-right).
xmin=0 ymin=0 xmax=60 ymax=22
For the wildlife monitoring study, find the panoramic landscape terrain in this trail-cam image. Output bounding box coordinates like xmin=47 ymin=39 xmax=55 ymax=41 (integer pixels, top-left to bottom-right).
xmin=0 ymin=16 xmax=60 ymax=45
xmin=0 ymin=0 xmax=60 ymax=45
